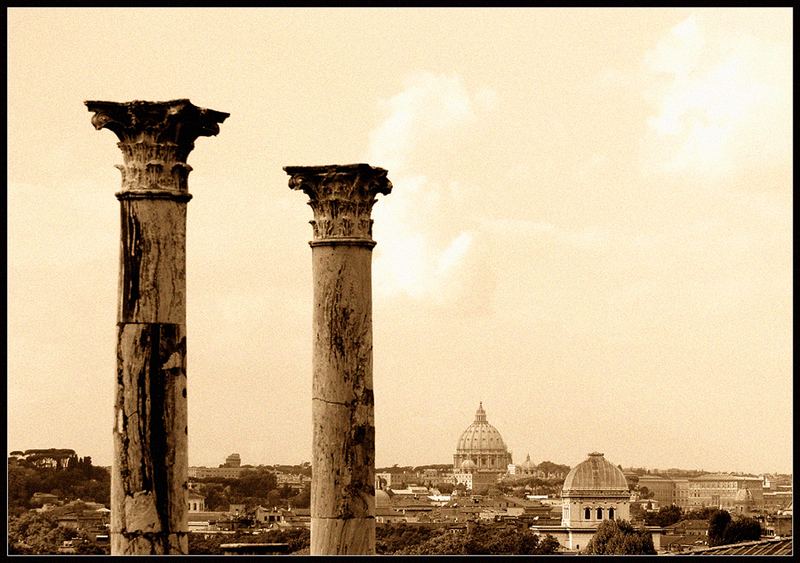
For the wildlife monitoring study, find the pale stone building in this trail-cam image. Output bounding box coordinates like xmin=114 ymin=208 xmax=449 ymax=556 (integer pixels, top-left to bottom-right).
xmin=188 ymin=490 xmax=206 ymax=513
xmin=515 ymin=453 xmax=537 ymax=477
xmin=687 ymin=474 xmax=764 ymax=511
xmin=453 ymin=403 xmax=512 ymax=470
xmin=530 ymin=452 xmax=661 ymax=552
xmin=560 ymin=452 xmax=631 ymax=530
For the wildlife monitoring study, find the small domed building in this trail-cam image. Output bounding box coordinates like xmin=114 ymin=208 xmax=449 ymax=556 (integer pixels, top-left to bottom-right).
xmin=461 ymin=459 xmax=477 ymax=471
xmin=733 ymin=488 xmax=755 ymax=515
xmin=517 ymin=453 xmax=537 ymax=477
xmin=529 ymin=452 xmax=662 ymax=552
xmin=561 ymin=452 xmax=631 ymax=528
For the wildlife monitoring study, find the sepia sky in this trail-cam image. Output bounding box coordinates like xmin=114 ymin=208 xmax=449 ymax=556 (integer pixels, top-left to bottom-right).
xmin=7 ymin=8 xmax=793 ymax=474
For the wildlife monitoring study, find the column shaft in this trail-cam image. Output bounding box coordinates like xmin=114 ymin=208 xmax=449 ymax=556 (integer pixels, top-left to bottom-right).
xmin=87 ymin=99 xmax=227 ymax=555
xmin=285 ymin=164 xmax=392 ymax=555
xmin=112 ymin=196 xmax=189 ymax=554
xmin=311 ymin=244 xmax=375 ymax=554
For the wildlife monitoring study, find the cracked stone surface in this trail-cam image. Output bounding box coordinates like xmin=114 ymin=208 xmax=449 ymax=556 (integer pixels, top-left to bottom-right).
xmin=287 ymin=164 xmax=391 ymax=555
xmin=88 ymin=99 xmax=226 ymax=555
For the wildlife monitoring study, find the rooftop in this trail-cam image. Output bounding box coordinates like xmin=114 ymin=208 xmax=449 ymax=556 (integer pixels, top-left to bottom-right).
xmin=684 ymin=537 xmax=792 ymax=556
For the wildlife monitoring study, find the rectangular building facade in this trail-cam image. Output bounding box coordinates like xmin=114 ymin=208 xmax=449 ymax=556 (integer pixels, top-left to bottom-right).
xmin=687 ymin=475 xmax=764 ymax=510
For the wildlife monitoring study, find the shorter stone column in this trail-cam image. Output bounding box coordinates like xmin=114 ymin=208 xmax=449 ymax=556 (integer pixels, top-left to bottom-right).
xmin=285 ymin=164 xmax=392 ymax=555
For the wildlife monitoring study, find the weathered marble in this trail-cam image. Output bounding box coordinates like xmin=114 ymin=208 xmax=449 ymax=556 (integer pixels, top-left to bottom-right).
xmin=112 ymin=323 xmax=188 ymax=555
xmin=87 ymin=99 xmax=227 ymax=555
xmin=286 ymin=164 xmax=391 ymax=555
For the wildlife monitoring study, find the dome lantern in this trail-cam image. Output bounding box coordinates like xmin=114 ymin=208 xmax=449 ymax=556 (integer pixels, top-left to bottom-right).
xmin=475 ymin=402 xmax=487 ymax=423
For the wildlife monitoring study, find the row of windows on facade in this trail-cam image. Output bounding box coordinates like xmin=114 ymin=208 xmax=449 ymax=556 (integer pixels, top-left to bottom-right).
xmin=579 ymin=507 xmax=616 ymax=520
xmin=564 ymin=506 xmax=618 ymax=520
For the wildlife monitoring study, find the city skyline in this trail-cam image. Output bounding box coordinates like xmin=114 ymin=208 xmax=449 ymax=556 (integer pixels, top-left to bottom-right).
xmin=8 ymin=8 xmax=793 ymax=476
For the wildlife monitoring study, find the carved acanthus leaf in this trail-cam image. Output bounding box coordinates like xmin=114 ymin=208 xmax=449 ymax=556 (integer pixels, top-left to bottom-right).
xmin=285 ymin=164 xmax=392 ymax=240
xmin=86 ymin=99 xmax=228 ymax=195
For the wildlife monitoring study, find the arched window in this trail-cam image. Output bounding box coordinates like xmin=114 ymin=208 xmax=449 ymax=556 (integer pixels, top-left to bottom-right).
xmin=609 ymin=508 xmax=615 ymax=520
xmin=584 ymin=507 xmax=591 ymax=519
xmin=596 ymin=507 xmax=603 ymax=519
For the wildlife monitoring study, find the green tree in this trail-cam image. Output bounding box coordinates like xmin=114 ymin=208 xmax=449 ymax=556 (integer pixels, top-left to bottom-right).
xmin=707 ymin=510 xmax=761 ymax=546
xmin=722 ymin=516 xmax=762 ymax=545
xmin=266 ymin=489 xmax=282 ymax=508
xmin=291 ymin=485 xmax=310 ymax=509
xmin=8 ymin=511 xmax=72 ymax=554
xmin=583 ymin=519 xmax=656 ymax=555
xmin=391 ymin=523 xmax=560 ymax=555
xmin=376 ymin=523 xmax=443 ymax=554
xmin=707 ymin=509 xmax=732 ymax=546
xmin=8 ymin=455 xmax=110 ymax=510
xmin=232 ymin=469 xmax=278 ymax=499
xmin=684 ymin=506 xmax=717 ymax=520
xmin=629 ymin=502 xmax=646 ymax=522
xmin=436 ymin=482 xmax=455 ymax=494
xmin=645 ymin=504 xmax=683 ymax=527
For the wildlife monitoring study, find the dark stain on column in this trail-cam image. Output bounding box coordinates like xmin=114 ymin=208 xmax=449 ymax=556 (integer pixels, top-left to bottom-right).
xmin=87 ymin=99 xmax=227 ymax=555
xmin=148 ymin=323 xmax=170 ymax=541
xmin=121 ymin=204 xmax=142 ymax=320
xmin=286 ymin=164 xmax=390 ymax=555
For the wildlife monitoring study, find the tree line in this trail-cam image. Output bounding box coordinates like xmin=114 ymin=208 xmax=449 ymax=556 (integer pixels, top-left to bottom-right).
xmin=377 ymin=522 xmax=560 ymax=555
xmin=8 ymin=455 xmax=110 ymax=515
xmin=190 ymin=468 xmax=310 ymax=512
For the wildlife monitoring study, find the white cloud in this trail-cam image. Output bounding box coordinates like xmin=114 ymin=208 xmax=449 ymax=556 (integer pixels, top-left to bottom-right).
xmin=642 ymin=14 xmax=785 ymax=178
xmin=366 ymin=72 xmax=495 ymax=302
xmin=367 ymin=72 xmax=477 ymax=171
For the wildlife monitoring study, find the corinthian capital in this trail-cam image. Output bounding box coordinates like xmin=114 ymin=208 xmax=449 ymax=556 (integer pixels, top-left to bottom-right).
xmin=86 ymin=99 xmax=229 ymax=198
xmin=285 ymin=164 xmax=392 ymax=243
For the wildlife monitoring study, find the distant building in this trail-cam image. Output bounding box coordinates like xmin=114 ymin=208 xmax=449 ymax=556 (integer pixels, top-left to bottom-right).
xmin=188 ymin=466 xmax=246 ymax=479
xmin=560 ymin=453 xmax=632 ymax=530
xmin=661 ymin=519 xmax=710 ymax=552
xmin=530 ymin=452 xmax=662 ymax=552
xmin=674 ymin=478 xmax=690 ymax=509
xmin=188 ymin=453 xmax=247 ymax=479
xmin=638 ymin=474 xmax=676 ymax=506
xmin=511 ymin=454 xmax=536 ymax=477
xmin=452 ymin=403 xmax=511 ymax=491
xmin=275 ymin=472 xmax=311 ymax=492
xmin=254 ymin=506 xmax=290 ymax=526
xmin=763 ymin=491 xmax=793 ymax=512
xmin=224 ymin=453 xmax=241 ymax=468
xmin=30 ymin=492 xmax=61 ymax=507
xmin=188 ymin=490 xmax=206 ymax=513
xmin=635 ymin=473 xmax=764 ymax=512
xmin=51 ymin=500 xmax=109 ymax=532
xmin=687 ymin=474 xmax=764 ymax=511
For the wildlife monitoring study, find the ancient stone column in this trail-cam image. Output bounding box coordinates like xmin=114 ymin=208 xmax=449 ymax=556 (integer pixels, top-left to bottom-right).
xmin=85 ymin=99 xmax=228 ymax=555
xmin=285 ymin=164 xmax=392 ymax=555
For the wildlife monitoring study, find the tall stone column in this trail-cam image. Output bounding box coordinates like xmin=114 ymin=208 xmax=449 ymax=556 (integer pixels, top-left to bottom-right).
xmin=285 ymin=164 xmax=392 ymax=555
xmin=85 ymin=99 xmax=228 ymax=555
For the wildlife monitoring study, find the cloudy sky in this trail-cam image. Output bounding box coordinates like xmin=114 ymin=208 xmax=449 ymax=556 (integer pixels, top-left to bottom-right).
xmin=8 ymin=8 xmax=792 ymax=474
